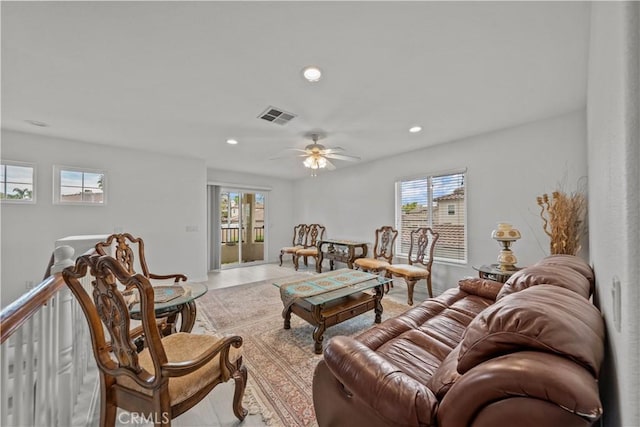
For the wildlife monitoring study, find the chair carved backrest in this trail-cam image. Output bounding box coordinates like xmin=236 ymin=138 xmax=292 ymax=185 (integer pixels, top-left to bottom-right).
xmin=62 ymin=254 xmax=166 ymax=390
xmin=373 ymin=226 xmax=399 ymax=263
xmin=95 ymin=233 xmax=187 ymax=283
xmin=292 ymin=224 xmax=308 ymax=246
xmin=305 ymin=224 xmax=326 ymax=248
xmin=408 ymin=227 xmax=439 ymax=268
xmin=95 ymin=233 xmax=149 ymax=277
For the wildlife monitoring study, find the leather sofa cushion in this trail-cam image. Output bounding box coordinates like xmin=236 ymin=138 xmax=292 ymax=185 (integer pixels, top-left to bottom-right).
xmin=458 ymin=277 xmax=503 ymax=300
xmin=535 ymin=254 xmax=595 ymax=294
xmin=458 ymin=285 xmax=604 ymax=377
xmin=496 ymin=265 xmax=591 ymax=301
xmin=427 ymin=344 xmax=462 ymax=399
xmin=354 ymin=288 xmax=493 ymax=386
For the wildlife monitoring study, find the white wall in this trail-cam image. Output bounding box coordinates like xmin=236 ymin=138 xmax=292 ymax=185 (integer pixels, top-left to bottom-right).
xmin=293 ymin=111 xmax=587 ymax=293
xmin=1 ymin=130 xmax=208 ymax=307
xmin=587 ymin=3 xmax=640 ymax=427
xmin=207 ymin=168 xmax=294 ymax=265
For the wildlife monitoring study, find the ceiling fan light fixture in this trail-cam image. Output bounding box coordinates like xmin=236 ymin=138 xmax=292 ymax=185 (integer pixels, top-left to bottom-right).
xmin=303 ymin=156 xmax=314 ymax=168
xmin=302 ymin=66 xmax=322 ymax=82
xmin=409 ymin=126 xmax=422 ymax=133
xmin=317 ymin=156 xmax=327 ymax=168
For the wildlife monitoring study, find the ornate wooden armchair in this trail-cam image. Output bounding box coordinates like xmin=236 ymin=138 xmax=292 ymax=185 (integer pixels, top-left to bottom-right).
xmin=294 ymin=224 xmax=326 ymax=271
xmin=385 ymin=227 xmax=439 ymax=305
xmin=353 ymin=226 xmax=399 ymax=274
xmin=95 ymin=233 xmax=187 ymax=284
xmin=279 ymin=224 xmax=308 ymax=266
xmin=62 ymin=254 xmax=247 ymax=427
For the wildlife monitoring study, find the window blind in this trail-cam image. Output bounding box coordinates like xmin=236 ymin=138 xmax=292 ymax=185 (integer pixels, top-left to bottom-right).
xmin=397 ymin=171 xmax=466 ymax=263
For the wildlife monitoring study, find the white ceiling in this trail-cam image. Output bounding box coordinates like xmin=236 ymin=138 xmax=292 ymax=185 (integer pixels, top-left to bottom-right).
xmin=1 ymin=1 xmax=590 ymax=179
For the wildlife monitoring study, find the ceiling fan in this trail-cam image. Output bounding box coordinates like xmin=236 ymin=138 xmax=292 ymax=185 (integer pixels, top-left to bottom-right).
xmin=270 ymin=132 xmax=361 ymax=176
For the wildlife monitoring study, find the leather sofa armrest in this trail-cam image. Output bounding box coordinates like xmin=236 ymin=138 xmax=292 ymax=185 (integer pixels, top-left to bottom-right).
xmin=437 ymin=351 xmax=602 ymax=427
xmin=323 ymin=336 xmax=438 ymax=426
xmin=458 ymin=277 xmax=504 ymax=300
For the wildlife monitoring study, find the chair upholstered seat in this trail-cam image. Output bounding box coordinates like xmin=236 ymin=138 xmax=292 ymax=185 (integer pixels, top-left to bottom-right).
xmin=296 ymin=247 xmax=318 ymax=257
xmin=385 ymin=264 xmax=429 ymax=278
xmin=118 ymin=332 xmax=242 ymax=405
xmin=281 ymin=245 xmax=304 ymax=254
xmin=353 ymin=258 xmax=390 ymax=271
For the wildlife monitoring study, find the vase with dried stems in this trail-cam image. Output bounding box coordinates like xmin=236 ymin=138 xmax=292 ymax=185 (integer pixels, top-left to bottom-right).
xmin=536 ymin=190 xmax=587 ymax=255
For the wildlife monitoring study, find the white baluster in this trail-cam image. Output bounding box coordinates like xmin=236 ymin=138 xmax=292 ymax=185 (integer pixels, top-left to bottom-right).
xmin=1 ymin=341 xmax=8 ymax=426
xmin=24 ymin=319 xmax=35 ymax=426
xmin=14 ymin=328 xmax=24 ymax=426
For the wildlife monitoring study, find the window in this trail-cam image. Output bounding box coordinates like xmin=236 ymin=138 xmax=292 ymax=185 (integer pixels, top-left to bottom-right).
xmin=1 ymin=161 xmax=35 ymax=203
xmin=54 ymin=166 xmax=106 ymax=205
xmin=396 ymin=170 xmax=466 ymax=263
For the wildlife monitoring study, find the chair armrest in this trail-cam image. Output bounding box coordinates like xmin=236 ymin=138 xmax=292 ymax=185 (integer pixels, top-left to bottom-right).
xmin=161 ymin=334 xmax=243 ymax=377
xmin=323 ymin=336 xmax=438 ymax=426
xmin=438 ymin=351 xmax=602 ymax=427
xmin=148 ymin=273 xmax=187 ymax=283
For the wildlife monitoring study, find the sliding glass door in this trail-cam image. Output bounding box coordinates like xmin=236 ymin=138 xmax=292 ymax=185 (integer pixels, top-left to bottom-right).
xmin=219 ymin=190 xmax=265 ymax=268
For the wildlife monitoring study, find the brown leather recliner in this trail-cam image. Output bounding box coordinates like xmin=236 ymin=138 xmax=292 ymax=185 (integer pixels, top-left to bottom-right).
xmin=312 ymin=255 xmax=604 ymax=427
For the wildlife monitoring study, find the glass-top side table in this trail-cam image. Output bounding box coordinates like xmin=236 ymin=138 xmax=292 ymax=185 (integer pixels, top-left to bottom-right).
xmin=128 ymin=282 xmax=208 ymax=335
xmin=473 ymin=264 xmax=521 ymax=284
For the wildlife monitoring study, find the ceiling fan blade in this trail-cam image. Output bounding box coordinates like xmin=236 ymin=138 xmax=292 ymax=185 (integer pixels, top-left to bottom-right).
xmin=268 ymin=148 xmax=308 ymax=160
xmin=322 ymin=147 xmax=345 ymax=154
xmin=324 ymin=159 xmax=337 ymax=170
xmin=325 ymin=153 xmax=361 ymax=162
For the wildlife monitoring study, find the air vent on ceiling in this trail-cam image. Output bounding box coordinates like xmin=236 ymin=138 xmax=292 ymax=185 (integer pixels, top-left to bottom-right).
xmin=258 ymin=106 xmax=297 ymax=125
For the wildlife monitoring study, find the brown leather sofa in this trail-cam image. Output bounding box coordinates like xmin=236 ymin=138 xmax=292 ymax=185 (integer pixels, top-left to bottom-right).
xmin=312 ymin=255 xmax=605 ymax=427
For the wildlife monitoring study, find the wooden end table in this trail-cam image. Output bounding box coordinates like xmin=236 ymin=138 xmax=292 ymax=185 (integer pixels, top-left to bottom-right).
xmin=473 ymin=264 xmax=521 ymax=283
xmin=317 ymin=239 xmax=368 ymax=273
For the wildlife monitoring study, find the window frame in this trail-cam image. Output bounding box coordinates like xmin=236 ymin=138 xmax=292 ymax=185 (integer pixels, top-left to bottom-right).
xmin=53 ymin=165 xmax=107 ymax=206
xmin=0 ymin=160 xmax=36 ymax=204
xmin=395 ymin=168 xmax=467 ymax=265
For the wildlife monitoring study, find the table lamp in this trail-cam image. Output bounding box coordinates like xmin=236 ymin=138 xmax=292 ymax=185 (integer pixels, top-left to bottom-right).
xmin=491 ymin=223 xmax=521 ymax=271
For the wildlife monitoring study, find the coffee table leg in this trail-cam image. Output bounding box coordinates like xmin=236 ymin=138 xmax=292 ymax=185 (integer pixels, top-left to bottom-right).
xmin=374 ymin=286 xmax=384 ymax=323
xmin=282 ymin=307 xmax=292 ymax=329
xmin=313 ymin=323 xmax=326 ymax=354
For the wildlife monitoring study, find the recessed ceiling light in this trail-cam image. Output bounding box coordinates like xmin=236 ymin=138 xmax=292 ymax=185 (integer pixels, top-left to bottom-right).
xmin=25 ymin=119 xmax=49 ymax=127
xmin=409 ymin=126 xmax=422 ymax=133
xmin=302 ymin=66 xmax=322 ymax=82
xmin=226 ymin=139 xmax=238 ymax=145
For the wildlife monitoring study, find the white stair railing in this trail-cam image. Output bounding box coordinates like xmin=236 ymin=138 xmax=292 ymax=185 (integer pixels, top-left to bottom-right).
xmin=0 ymin=246 xmax=97 ymax=427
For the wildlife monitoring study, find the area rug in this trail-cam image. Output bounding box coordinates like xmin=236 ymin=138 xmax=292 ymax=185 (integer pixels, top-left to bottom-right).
xmin=197 ymin=274 xmax=411 ymax=427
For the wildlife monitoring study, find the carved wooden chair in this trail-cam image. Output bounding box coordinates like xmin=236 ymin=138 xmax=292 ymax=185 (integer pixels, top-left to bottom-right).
xmin=279 ymin=224 xmax=308 ymax=266
xmin=62 ymin=254 xmax=247 ymax=427
xmin=385 ymin=227 xmax=439 ymax=305
xmin=294 ymin=224 xmax=326 ymax=271
xmin=95 ymin=233 xmax=187 ymax=284
xmin=353 ymin=226 xmax=399 ymax=275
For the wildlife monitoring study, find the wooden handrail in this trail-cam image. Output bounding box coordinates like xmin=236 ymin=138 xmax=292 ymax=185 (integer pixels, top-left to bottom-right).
xmin=0 ymin=273 xmax=66 ymax=344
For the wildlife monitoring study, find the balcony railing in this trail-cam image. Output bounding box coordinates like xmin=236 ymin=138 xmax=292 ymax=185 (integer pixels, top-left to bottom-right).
xmin=220 ymin=226 xmax=265 ymax=243
xmin=0 ymin=246 xmax=96 ymax=427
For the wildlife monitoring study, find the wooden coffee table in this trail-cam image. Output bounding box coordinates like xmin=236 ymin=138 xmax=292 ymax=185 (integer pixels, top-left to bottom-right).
xmin=274 ymin=269 xmax=390 ymax=354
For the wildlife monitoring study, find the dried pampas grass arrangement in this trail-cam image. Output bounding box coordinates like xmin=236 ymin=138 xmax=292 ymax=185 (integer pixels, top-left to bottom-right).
xmin=537 ymin=189 xmax=587 ymax=255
